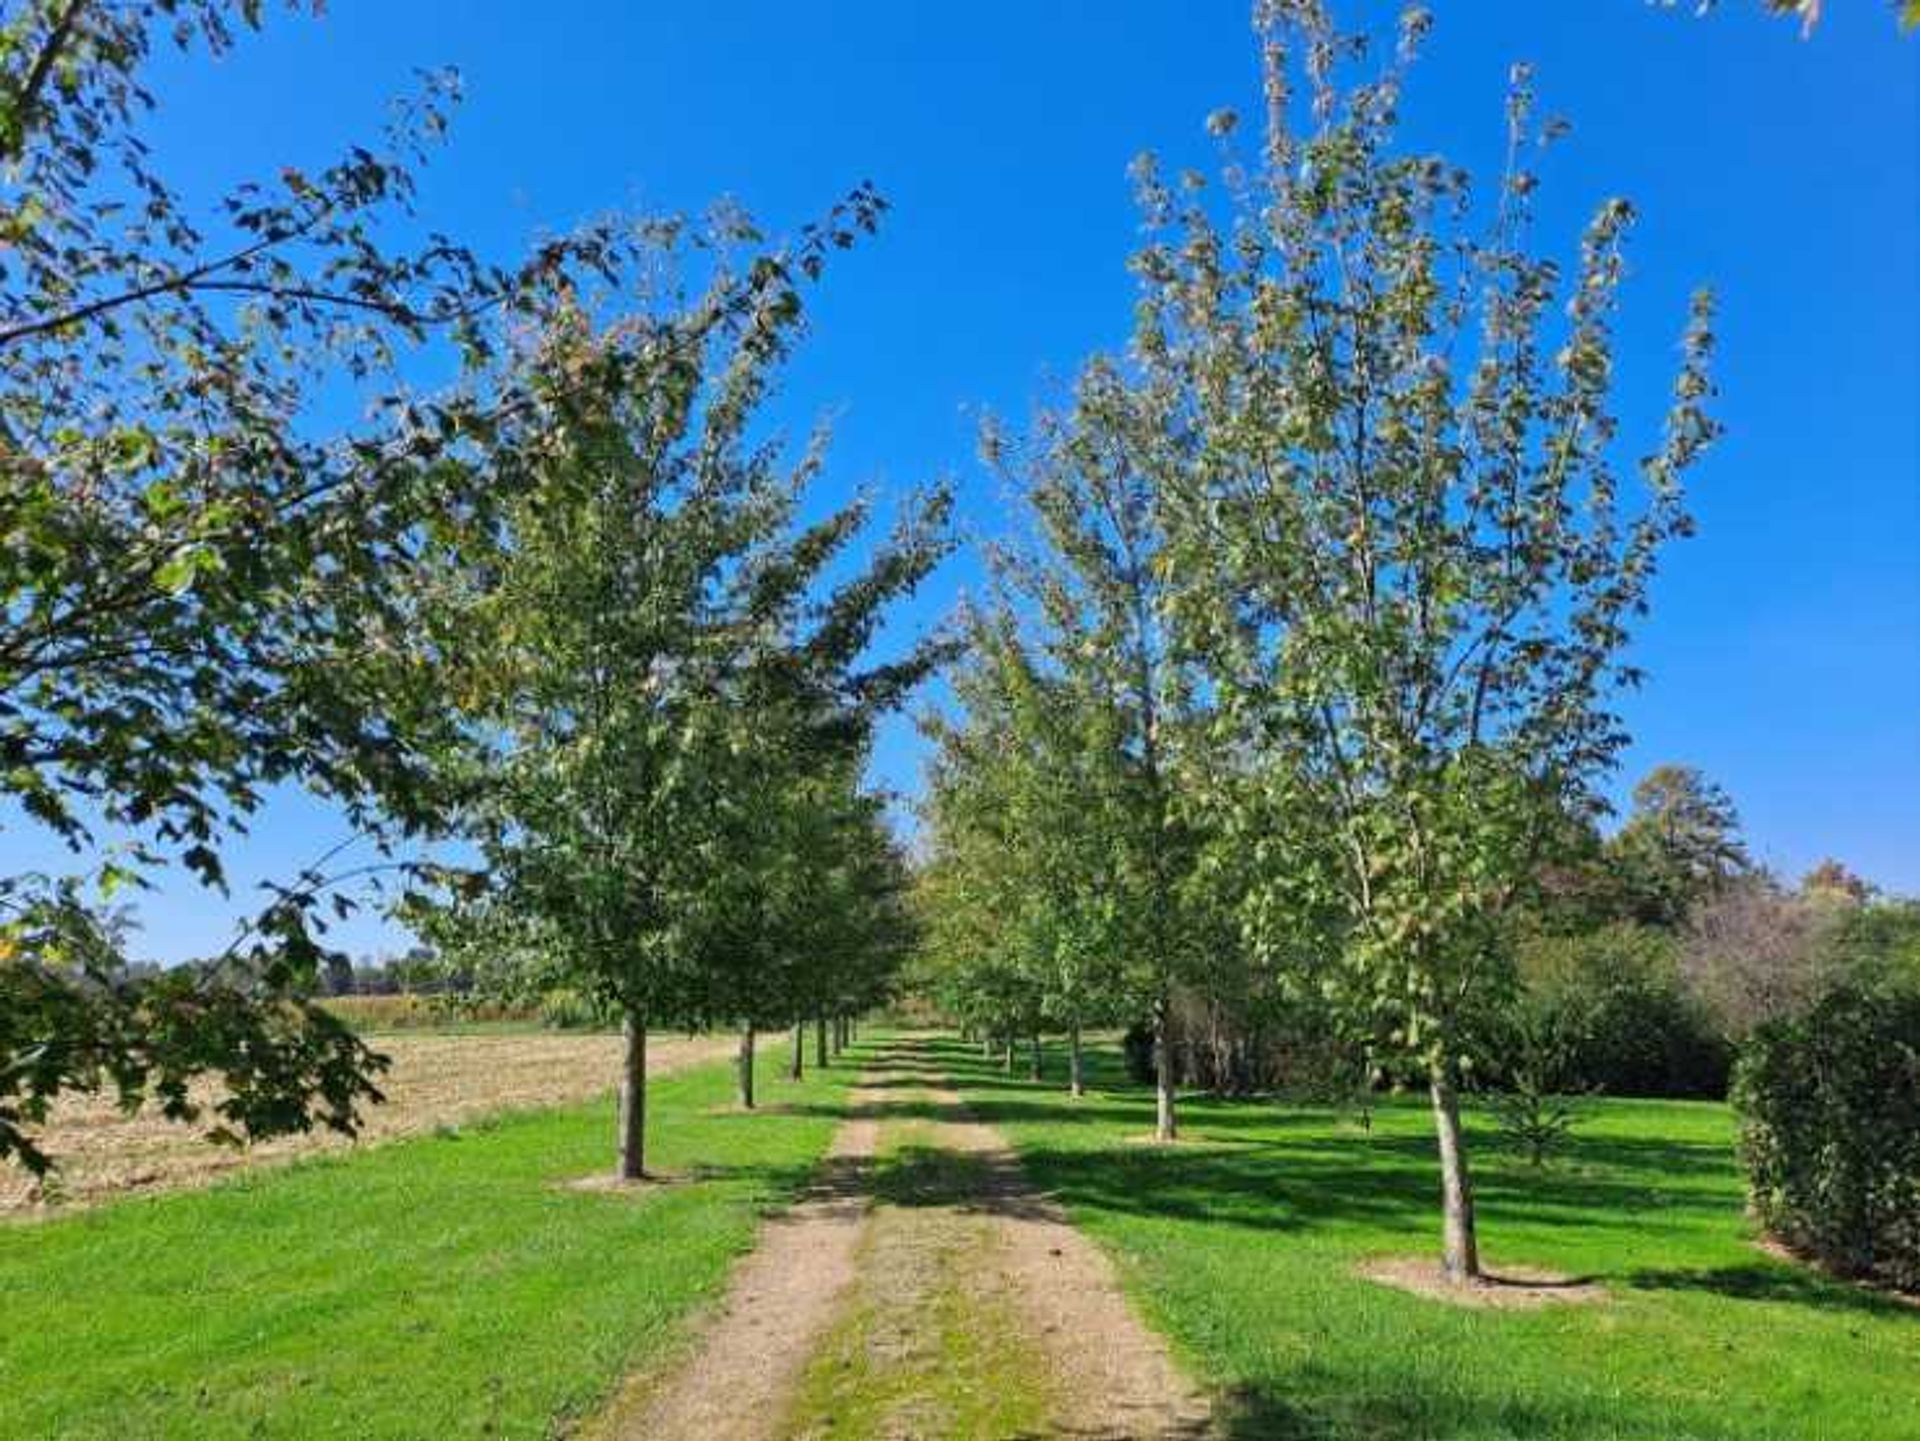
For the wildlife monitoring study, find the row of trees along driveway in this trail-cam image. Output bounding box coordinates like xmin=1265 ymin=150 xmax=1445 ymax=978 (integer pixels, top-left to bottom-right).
xmin=920 ymin=2 xmax=1719 ymax=1285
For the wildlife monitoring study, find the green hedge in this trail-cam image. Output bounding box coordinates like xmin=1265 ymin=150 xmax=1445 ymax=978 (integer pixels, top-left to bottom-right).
xmin=1517 ymin=923 xmax=1732 ymax=1098
xmin=1732 ymin=984 xmax=1920 ymax=1293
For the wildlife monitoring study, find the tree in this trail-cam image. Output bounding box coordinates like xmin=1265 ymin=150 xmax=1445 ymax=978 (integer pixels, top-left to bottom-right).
xmin=966 ymin=354 xmax=1204 ymax=1128
xmin=1680 ymin=875 xmax=1843 ymax=1039
xmin=1133 ymin=4 xmax=1719 ymax=1281
xmin=0 ymin=1 xmax=648 ymax=1173
xmin=798 ymin=787 xmax=922 ymax=1054
xmin=1802 ymin=857 xmax=1873 ymax=903
xmin=1514 ymin=921 xmax=1732 ymax=1097
xmin=1671 ymin=1 xmax=1920 ymax=38
xmin=1608 ymin=765 xmax=1751 ymax=925
xmin=702 ymin=755 xmax=917 ymax=1108
xmin=920 ymin=613 xmax=1137 ymax=1100
xmin=913 ymin=808 xmax=1039 ymax=1071
xmin=920 ymin=351 xmax=1222 ymax=1118
xmin=422 ymin=218 xmax=949 ymax=1179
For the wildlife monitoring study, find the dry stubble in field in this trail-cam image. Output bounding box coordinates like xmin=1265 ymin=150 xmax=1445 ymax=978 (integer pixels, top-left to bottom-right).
xmin=2 ymin=1029 xmax=733 ymax=1217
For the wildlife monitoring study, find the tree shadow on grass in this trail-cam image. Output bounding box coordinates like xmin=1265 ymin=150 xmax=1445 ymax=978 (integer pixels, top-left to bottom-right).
xmin=1211 ymin=1377 xmax=1742 ymax=1441
xmin=918 ymin=1036 xmax=1749 ymax=1249
xmin=1625 ymin=1261 xmax=1919 ymax=1321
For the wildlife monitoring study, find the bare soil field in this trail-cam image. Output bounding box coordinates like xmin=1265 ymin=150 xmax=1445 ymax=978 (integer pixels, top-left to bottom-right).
xmin=3 ymin=1029 xmax=733 ymax=1218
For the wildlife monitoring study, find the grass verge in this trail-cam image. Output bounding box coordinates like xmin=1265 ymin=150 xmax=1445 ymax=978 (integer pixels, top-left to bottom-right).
xmin=0 ymin=1039 xmax=856 ymax=1439
xmin=940 ymin=1033 xmax=1920 ymax=1441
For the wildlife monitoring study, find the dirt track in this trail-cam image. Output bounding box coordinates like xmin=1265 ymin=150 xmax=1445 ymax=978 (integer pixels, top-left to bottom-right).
xmin=2 ymin=1029 xmax=733 ymax=1217
xmin=594 ymin=1036 xmax=1214 ymax=1440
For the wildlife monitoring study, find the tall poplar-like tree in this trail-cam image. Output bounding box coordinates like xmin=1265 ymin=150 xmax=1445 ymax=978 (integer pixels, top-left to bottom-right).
xmin=702 ymin=753 xmax=913 ymax=1109
xmin=921 ymin=354 xmax=1201 ymax=1123
xmin=1137 ymin=3 xmax=1719 ymax=1280
xmin=920 ymin=617 xmax=1121 ymax=1095
xmin=992 ymin=362 xmax=1205 ymax=1132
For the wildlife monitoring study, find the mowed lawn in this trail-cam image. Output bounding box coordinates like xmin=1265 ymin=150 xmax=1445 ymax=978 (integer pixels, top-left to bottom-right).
xmin=0 ymin=1040 xmax=852 ymax=1439
xmin=941 ymin=1035 xmax=1920 ymax=1441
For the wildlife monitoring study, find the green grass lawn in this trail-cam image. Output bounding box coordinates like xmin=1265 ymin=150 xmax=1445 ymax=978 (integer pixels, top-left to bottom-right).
xmin=939 ymin=1034 xmax=1920 ymax=1441
xmin=0 ymin=1041 xmax=855 ymax=1439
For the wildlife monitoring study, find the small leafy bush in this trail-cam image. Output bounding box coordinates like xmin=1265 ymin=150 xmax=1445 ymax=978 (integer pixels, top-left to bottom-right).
xmin=1489 ymin=1085 xmax=1587 ymax=1168
xmin=537 ymin=987 xmax=616 ymax=1030
xmin=1732 ymin=983 xmax=1920 ymax=1293
xmin=1488 ymin=996 xmax=1591 ymax=1167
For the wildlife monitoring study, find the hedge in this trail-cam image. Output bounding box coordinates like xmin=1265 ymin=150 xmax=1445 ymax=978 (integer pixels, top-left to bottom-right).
xmin=1732 ymin=984 xmax=1920 ymax=1293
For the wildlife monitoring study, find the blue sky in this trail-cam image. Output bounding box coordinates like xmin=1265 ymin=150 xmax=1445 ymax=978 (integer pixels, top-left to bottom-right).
xmin=19 ymin=1 xmax=1914 ymax=960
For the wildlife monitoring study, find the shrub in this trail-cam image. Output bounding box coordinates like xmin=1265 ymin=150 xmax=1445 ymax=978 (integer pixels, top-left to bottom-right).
xmin=537 ymin=987 xmax=617 ymax=1030
xmin=1486 ymin=995 xmax=1593 ymax=1166
xmin=1517 ymin=923 xmax=1732 ymax=1098
xmin=1732 ymin=983 xmax=1920 ymax=1293
xmin=1828 ymin=898 xmax=1920 ymax=993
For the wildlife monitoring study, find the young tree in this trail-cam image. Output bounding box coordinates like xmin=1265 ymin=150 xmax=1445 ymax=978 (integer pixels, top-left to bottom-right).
xmin=920 ymin=605 xmax=1151 ymax=1102
xmin=969 ymin=355 xmax=1203 ymax=1129
xmin=424 ymin=220 xmax=948 ymax=1179
xmin=702 ymin=755 xmax=915 ymax=1109
xmin=1134 ymin=4 xmax=1719 ymax=1280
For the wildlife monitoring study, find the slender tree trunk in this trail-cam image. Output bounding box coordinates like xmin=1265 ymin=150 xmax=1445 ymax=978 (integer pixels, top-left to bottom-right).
xmin=831 ymin=1015 xmax=844 ymax=1055
xmin=1429 ymin=1061 xmax=1481 ymax=1283
xmin=1002 ymin=1035 xmax=1014 ymax=1072
xmin=790 ymin=1021 xmax=805 ymax=1080
xmin=1029 ymin=1031 xmax=1043 ymax=1081
xmin=617 ymin=1007 xmax=647 ymax=1180
xmin=981 ymin=1036 xmax=992 ymax=1059
xmin=1153 ymin=994 xmax=1177 ymax=1142
xmin=816 ymin=1015 xmax=829 ymax=1068
xmin=1068 ymin=1020 xmax=1085 ymax=1098
xmin=737 ymin=1024 xmax=756 ymax=1110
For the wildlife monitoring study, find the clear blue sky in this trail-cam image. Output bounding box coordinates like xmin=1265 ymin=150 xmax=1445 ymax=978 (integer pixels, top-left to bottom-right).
xmin=20 ymin=1 xmax=1915 ymax=961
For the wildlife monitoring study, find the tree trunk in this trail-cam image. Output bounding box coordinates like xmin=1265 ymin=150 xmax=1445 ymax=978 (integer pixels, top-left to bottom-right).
xmin=831 ymin=1015 xmax=844 ymax=1055
xmin=1429 ymin=1062 xmax=1481 ymax=1283
xmin=1153 ymin=995 xmax=1177 ymax=1142
xmin=816 ymin=1015 xmax=829 ymax=1068
xmin=790 ymin=1022 xmax=805 ymax=1080
xmin=1068 ymin=1021 xmax=1085 ymax=1098
xmin=981 ymin=1036 xmax=992 ymax=1059
xmin=1002 ymin=1036 xmax=1014 ymax=1072
xmin=737 ymin=1024 xmax=756 ymax=1110
xmin=1028 ymin=1031 xmax=1043 ymax=1081
xmin=617 ymin=1007 xmax=647 ymax=1180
